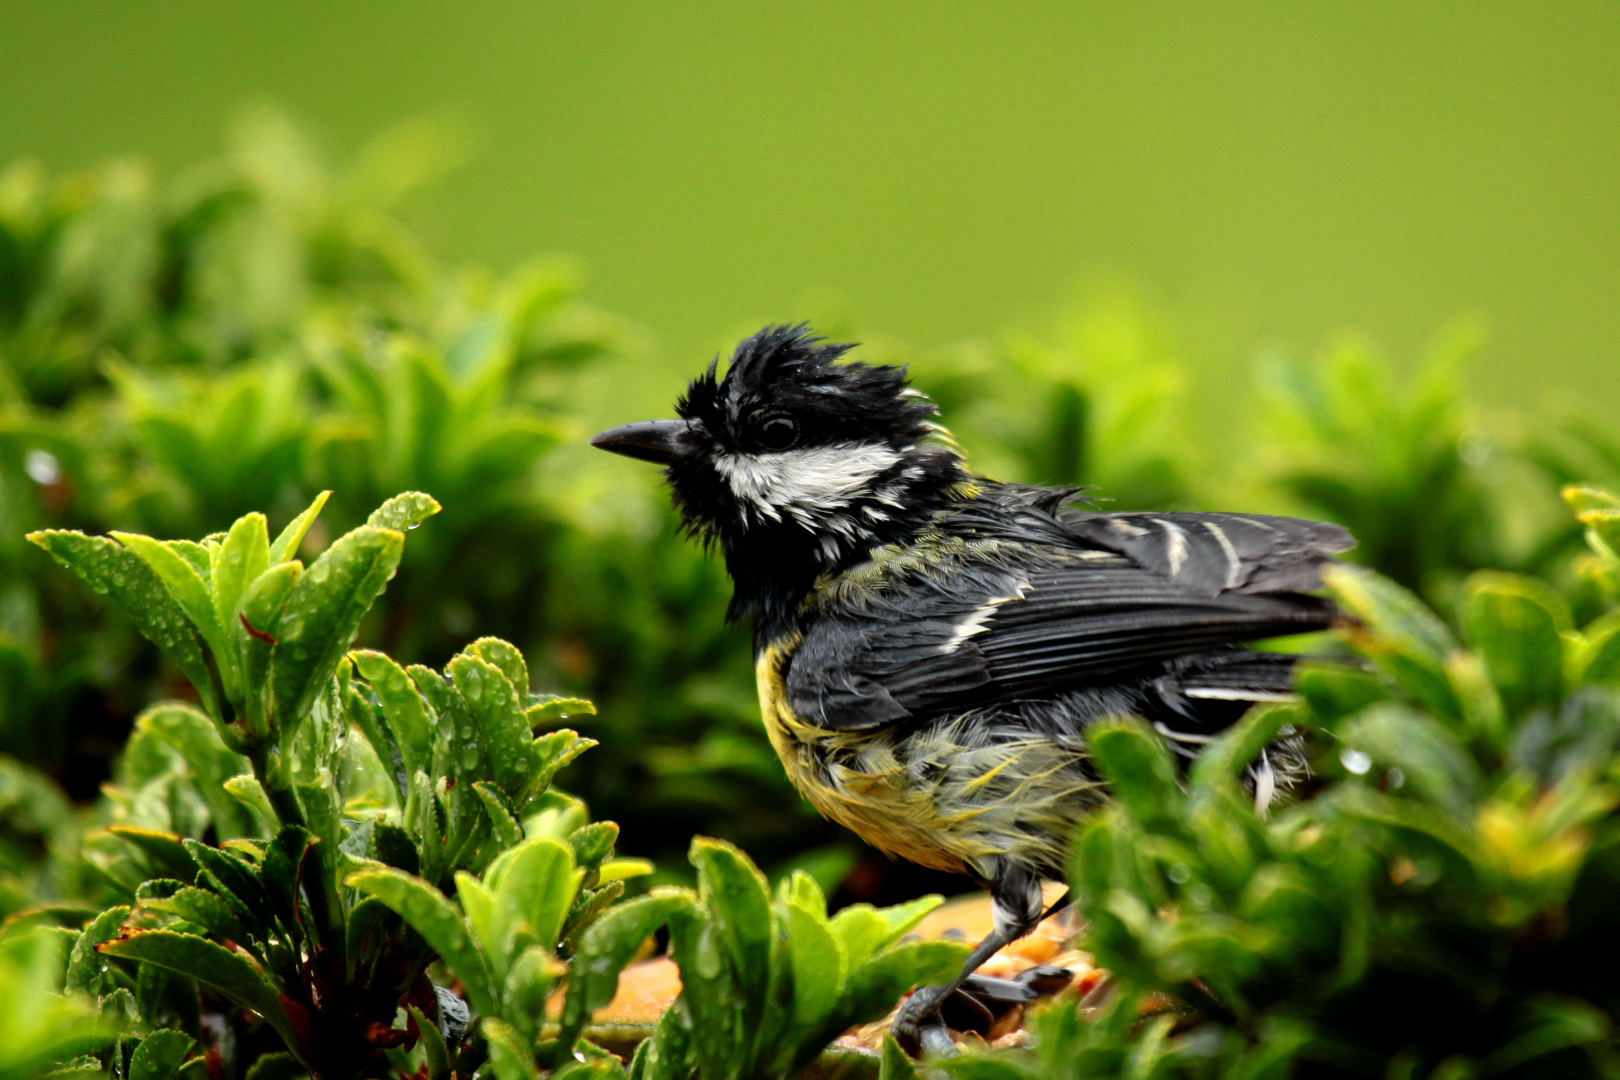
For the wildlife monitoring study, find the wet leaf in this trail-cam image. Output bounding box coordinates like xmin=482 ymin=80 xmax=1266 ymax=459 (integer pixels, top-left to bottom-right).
xmin=268 ymin=491 xmax=331 ymax=565
xmin=66 ymin=905 xmax=130 ymax=994
xmin=567 ymin=821 xmax=619 ymax=869
xmin=473 ymin=780 xmax=524 ymax=850
xmin=128 ymin=1029 xmax=194 ymax=1080
xmin=466 ymin=636 xmax=530 ymax=694
xmin=1461 ymin=571 xmax=1568 ymax=719
xmin=345 ymin=866 xmax=498 ymax=1017
xmin=101 ymin=930 xmax=307 ymax=1067
xmin=1326 ymin=563 xmax=1462 ymax=719
xmin=526 ymin=697 xmax=597 ymax=726
xmin=352 ymin=649 xmax=433 ymax=782
xmin=270 ymin=525 xmax=403 ymax=727
xmin=481 ymin=1017 xmax=538 ymax=1080
xmin=690 ymin=836 xmax=774 ymax=1037
xmin=146 ymin=887 xmax=249 ymax=942
xmin=26 ymin=531 xmax=217 ymax=717
xmin=114 ymin=531 xmax=227 ymax=663
xmin=449 ymin=653 xmax=531 ymax=796
xmin=212 ymin=513 xmax=270 ymax=657
xmin=365 ymin=490 xmax=442 ymax=532
xmin=558 ymin=888 xmax=697 ymax=1054
xmin=1088 ymin=718 xmax=1183 ymax=824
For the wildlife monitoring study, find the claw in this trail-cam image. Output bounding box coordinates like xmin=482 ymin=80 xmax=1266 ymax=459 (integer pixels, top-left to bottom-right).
xmin=892 ymin=985 xmax=957 ymax=1058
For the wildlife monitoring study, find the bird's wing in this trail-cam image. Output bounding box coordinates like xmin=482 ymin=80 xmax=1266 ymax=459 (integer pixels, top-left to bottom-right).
xmin=1057 ymin=510 xmax=1355 ymax=598
xmin=785 ymin=511 xmax=1351 ymax=732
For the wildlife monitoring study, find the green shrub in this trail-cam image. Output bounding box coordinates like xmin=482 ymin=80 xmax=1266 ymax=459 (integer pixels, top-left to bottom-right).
xmin=23 ymin=493 xmax=629 ymax=1077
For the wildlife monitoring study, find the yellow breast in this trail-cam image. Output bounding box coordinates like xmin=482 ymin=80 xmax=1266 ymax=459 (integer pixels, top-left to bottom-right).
xmin=754 ymin=637 xmax=979 ymax=873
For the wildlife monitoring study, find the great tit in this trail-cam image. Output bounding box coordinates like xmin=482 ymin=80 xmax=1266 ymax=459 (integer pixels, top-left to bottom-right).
xmin=592 ymin=325 xmax=1353 ymax=1051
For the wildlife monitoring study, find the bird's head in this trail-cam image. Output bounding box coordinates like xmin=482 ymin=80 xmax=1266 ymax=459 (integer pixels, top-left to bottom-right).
xmin=591 ymin=324 xmax=969 ymax=622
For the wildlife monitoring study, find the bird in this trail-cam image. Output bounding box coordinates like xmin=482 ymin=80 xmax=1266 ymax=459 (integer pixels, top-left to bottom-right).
xmin=590 ymin=325 xmax=1354 ymax=1052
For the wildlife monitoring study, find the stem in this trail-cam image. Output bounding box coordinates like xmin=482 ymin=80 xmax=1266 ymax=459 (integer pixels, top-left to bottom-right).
xmin=250 ymin=743 xmax=309 ymax=831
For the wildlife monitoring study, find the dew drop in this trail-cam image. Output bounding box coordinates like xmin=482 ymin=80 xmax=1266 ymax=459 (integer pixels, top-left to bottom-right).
xmin=1340 ymin=748 xmax=1373 ymax=775
xmin=24 ymin=449 xmax=61 ymax=485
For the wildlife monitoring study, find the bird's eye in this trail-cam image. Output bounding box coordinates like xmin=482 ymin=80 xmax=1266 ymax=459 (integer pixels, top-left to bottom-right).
xmin=757 ymin=416 xmax=798 ymax=451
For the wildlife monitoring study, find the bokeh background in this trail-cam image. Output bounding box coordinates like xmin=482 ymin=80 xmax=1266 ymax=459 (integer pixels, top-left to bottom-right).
xmin=4 ymin=1 xmax=1619 ymax=909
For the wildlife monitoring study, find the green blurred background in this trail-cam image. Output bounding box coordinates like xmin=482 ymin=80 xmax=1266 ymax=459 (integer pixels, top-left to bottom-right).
xmin=5 ymin=1 xmax=1619 ymax=425
xmin=4 ymin=1 xmax=1620 ymax=909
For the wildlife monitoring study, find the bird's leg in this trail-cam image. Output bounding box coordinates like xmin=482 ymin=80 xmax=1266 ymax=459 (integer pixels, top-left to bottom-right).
xmin=892 ymin=863 xmax=1046 ymax=1057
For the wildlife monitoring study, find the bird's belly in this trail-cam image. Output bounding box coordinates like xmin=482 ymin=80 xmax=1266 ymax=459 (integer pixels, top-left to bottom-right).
xmin=754 ymin=641 xmax=1099 ymax=877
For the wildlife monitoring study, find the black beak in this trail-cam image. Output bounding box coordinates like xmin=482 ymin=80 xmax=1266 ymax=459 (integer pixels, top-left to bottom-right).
xmin=589 ymin=419 xmax=700 ymax=465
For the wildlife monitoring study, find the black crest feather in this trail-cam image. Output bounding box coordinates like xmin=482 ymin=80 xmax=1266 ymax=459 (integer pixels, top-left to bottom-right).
xmin=677 ymin=324 xmax=938 ymax=448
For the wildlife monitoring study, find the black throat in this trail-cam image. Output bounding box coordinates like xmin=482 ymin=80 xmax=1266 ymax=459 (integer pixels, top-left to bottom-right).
xmin=668 ymin=444 xmax=970 ymax=648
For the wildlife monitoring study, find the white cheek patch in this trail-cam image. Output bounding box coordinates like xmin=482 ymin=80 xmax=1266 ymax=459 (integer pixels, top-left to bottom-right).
xmin=715 ymin=442 xmax=903 ymax=526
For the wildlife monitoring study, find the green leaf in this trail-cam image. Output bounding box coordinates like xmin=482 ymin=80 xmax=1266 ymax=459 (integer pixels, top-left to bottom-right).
xmin=481 ymin=1017 xmax=539 ymax=1080
xmin=526 ymin=730 xmax=596 ymax=802
xmin=345 ymin=867 xmax=498 ymax=1017
xmin=1564 ymin=484 xmax=1620 ymax=516
xmin=110 ymin=828 xmax=199 ymax=882
xmin=689 ymin=836 xmax=775 ymax=1036
xmin=449 ymin=653 xmax=532 ymax=796
xmin=628 ymin=1008 xmax=693 ymax=1080
xmin=135 ymin=702 xmax=256 ymax=840
xmin=128 ymin=1029 xmax=194 ymax=1080
xmin=212 ymin=513 xmax=270 ymax=668
xmin=558 ymin=889 xmax=697 ymax=1057
xmin=1461 ymin=571 xmax=1569 ymax=719
xmin=1295 ymin=661 xmax=1385 ymax=732
xmin=526 ymin=698 xmax=597 ymax=726
xmin=352 ymin=650 xmax=433 ymax=781
xmin=26 ymin=531 xmax=217 ymax=717
xmin=782 ymin=890 xmax=845 ymax=1041
xmin=268 ymin=491 xmax=331 ymax=565
xmin=1325 ymin=563 xmax=1462 ymax=719
xmin=1482 ymin=997 xmax=1610 ymax=1074
xmin=473 ymin=782 xmax=525 ymax=850
xmin=366 ymin=490 xmax=442 ymax=531
xmin=503 ymin=945 xmax=565 ymax=1040
xmin=878 ymin=1034 xmax=921 ymax=1080
xmin=466 ymin=637 xmax=530 ymax=695
xmin=1189 ymin=701 xmax=1298 ymax=790
xmin=260 ymin=828 xmax=314 ymax=940
xmin=113 ymin=532 xmax=226 ymax=668
xmin=664 ymin=904 xmax=739 ymax=1080
xmin=100 ymin=930 xmax=307 ymax=1067
xmin=840 ymin=938 xmax=967 ymax=1029
xmin=408 ymin=1005 xmax=452 ymax=1080
xmin=222 ymin=774 xmax=279 ymax=833
xmin=487 ymin=836 xmax=583 ymax=958
xmin=242 ymin=1052 xmax=305 ymax=1080
xmin=1338 ymin=703 xmax=1482 ymax=818
xmin=183 ymin=840 xmax=275 ymax=936
xmin=568 ymin=822 xmax=620 ymax=869
xmin=270 ymin=525 xmax=404 ymax=727
xmin=147 ymin=887 xmax=248 ymax=942
xmin=1576 ymin=611 xmax=1620 ymax=685
xmin=235 ymin=560 xmax=303 ymax=738
xmin=66 ymin=906 xmax=130 ymax=994
xmin=1088 ymin=718 xmax=1183 ymax=823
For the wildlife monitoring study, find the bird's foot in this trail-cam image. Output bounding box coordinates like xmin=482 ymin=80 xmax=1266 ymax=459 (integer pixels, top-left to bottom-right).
xmin=892 ymin=984 xmax=958 ymax=1058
